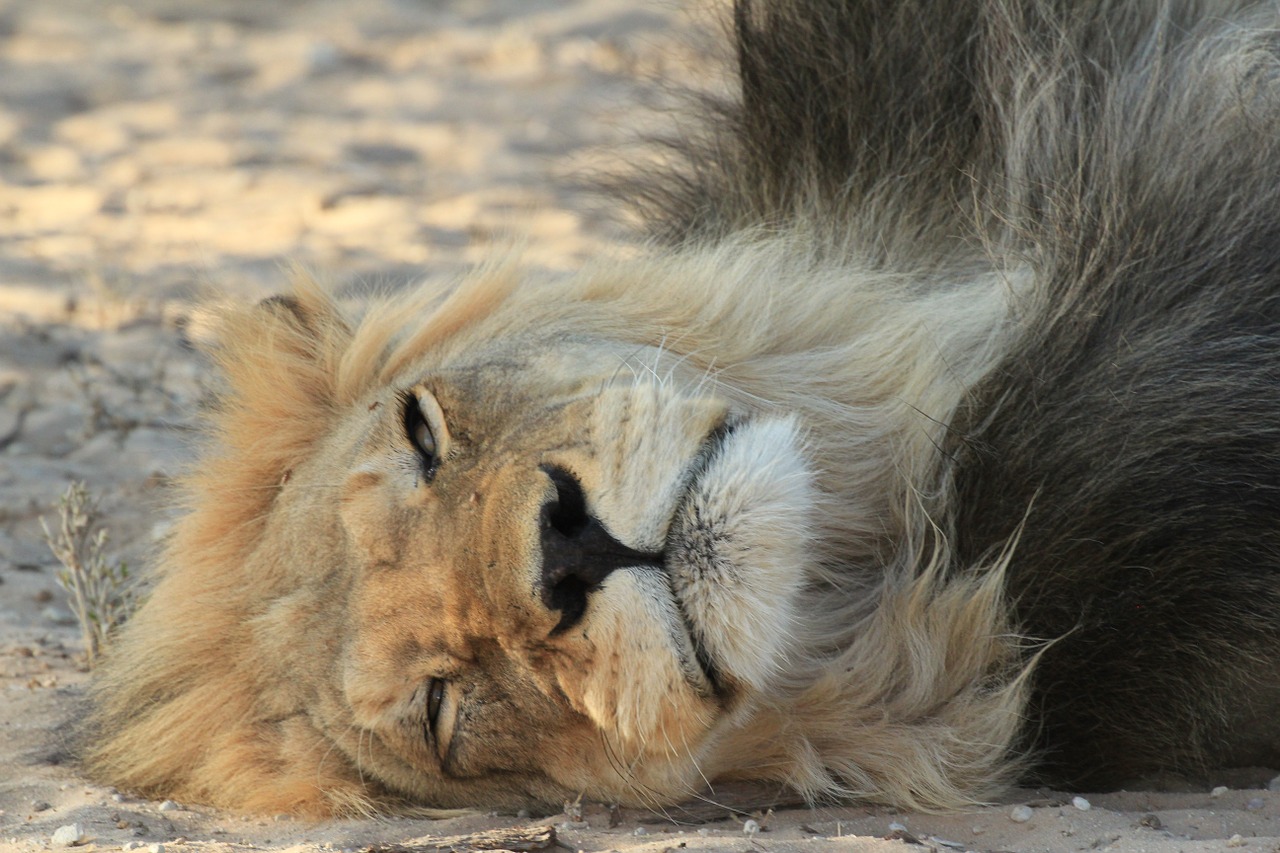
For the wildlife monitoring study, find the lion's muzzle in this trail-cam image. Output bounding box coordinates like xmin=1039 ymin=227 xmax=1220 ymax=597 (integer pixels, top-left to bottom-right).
xmin=538 ymin=464 xmax=664 ymax=634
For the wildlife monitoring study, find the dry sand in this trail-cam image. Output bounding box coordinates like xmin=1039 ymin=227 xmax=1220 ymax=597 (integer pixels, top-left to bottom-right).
xmin=3 ymin=1 xmax=1280 ymax=851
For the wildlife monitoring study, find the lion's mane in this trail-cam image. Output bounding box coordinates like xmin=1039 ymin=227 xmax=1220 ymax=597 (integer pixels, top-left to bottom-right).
xmin=87 ymin=0 xmax=1280 ymax=814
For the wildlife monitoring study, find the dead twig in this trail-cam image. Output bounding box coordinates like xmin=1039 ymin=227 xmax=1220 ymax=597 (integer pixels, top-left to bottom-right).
xmin=40 ymin=481 xmax=136 ymax=667
xmin=360 ymin=824 xmax=557 ymax=853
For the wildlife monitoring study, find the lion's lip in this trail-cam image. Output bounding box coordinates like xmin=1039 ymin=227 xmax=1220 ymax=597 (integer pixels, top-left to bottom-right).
xmin=676 ymin=418 xmax=740 ymax=501
xmin=661 ymin=418 xmax=741 ymax=697
xmin=668 ymin=585 xmax=724 ymax=696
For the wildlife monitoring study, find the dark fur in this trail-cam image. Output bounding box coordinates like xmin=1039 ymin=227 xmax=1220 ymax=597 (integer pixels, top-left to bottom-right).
xmin=627 ymin=0 xmax=1280 ymax=788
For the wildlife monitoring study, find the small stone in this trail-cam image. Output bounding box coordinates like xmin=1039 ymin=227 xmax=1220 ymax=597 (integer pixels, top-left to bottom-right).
xmin=31 ymin=801 xmax=52 ymax=812
xmin=1212 ymin=785 xmax=1230 ymax=798
xmin=1226 ymin=834 xmax=1247 ymax=848
xmin=273 ymin=814 xmax=291 ymax=822
xmin=148 ymin=844 xmax=166 ymax=853
xmin=112 ymin=793 xmax=126 ymax=803
xmin=697 ymin=829 xmax=711 ymax=837
xmin=157 ymin=800 xmax=179 ymax=812
xmin=516 ymin=809 xmax=531 ymax=819
xmin=1009 ymin=804 xmax=1034 ymax=823
xmin=1269 ymin=775 xmax=1280 ymax=792
xmin=743 ymin=819 xmax=760 ymax=836
xmin=632 ymin=827 xmax=648 ymax=836
xmin=1248 ymin=797 xmax=1266 ymax=810
xmin=50 ymin=823 xmax=84 ymax=847
xmin=888 ymin=822 xmax=907 ymax=833
xmin=42 ymin=606 xmax=76 ymax=626
xmin=1072 ymin=796 xmax=1091 ymax=811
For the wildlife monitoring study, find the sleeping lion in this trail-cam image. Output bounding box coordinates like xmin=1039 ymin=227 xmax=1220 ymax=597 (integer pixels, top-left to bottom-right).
xmin=88 ymin=0 xmax=1280 ymax=815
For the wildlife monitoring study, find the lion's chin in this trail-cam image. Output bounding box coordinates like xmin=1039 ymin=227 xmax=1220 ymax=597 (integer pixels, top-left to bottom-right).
xmin=665 ymin=416 xmax=816 ymax=693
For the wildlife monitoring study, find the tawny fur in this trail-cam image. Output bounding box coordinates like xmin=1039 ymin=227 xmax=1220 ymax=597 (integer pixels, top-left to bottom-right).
xmin=88 ymin=0 xmax=1280 ymax=815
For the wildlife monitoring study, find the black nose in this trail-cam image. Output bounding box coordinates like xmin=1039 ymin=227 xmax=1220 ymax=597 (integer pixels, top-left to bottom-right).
xmin=539 ymin=465 xmax=663 ymax=633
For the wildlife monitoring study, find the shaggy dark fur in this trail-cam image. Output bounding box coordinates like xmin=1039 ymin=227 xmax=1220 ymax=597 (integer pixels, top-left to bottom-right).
xmin=628 ymin=0 xmax=1280 ymax=788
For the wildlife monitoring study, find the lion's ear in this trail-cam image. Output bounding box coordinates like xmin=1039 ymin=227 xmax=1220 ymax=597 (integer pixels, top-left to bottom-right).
xmin=256 ymin=293 xmax=317 ymax=328
xmin=198 ymin=278 xmax=355 ymax=492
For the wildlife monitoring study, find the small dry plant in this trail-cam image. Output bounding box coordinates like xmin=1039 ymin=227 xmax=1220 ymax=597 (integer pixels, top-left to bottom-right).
xmin=40 ymin=481 xmax=136 ymax=667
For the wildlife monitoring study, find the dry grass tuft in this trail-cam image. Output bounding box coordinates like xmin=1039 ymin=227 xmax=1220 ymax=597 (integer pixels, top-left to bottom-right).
xmin=40 ymin=480 xmax=136 ymax=667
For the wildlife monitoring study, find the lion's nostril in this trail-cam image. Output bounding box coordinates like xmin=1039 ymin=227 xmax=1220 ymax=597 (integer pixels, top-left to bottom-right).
xmin=543 ymin=466 xmax=590 ymax=538
xmin=538 ymin=465 xmax=663 ymax=633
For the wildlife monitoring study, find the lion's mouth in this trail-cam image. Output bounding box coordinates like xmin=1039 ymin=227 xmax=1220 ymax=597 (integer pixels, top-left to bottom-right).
xmin=662 ymin=415 xmax=815 ymax=696
xmin=666 ymin=579 xmax=725 ymax=696
xmin=663 ymin=419 xmax=740 ymax=696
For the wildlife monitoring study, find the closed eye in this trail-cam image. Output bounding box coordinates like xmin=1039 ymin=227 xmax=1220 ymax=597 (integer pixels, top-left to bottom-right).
xmin=420 ymin=676 xmax=458 ymax=763
xmin=427 ymin=677 xmax=446 ymax=733
xmin=398 ymin=388 xmax=447 ymax=480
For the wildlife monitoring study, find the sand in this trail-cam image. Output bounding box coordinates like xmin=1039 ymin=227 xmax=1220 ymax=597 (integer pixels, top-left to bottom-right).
xmin=3 ymin=1 xmax=1280 ymax=851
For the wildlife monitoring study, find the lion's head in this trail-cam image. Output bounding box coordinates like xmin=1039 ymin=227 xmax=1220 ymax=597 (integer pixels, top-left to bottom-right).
xmin=88 ymin=244 xmax=1023 ymax=815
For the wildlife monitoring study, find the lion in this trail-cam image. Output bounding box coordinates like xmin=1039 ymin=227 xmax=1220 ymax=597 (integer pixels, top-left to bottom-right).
xmin=87 ymin=0 xmax=1280 ymax=816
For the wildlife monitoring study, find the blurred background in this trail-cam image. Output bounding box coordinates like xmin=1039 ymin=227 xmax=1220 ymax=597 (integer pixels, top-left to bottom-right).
xmin=0 ymin=0 xmax=714 ymax=318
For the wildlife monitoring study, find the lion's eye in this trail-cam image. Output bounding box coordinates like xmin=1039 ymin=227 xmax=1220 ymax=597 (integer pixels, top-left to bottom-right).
xmin=409 ymin=406 xmax=436 ymax=460
xmin=400 ymin=391 xmax=440 ymax=478
xmin=426 ymin=677 xmax=446 ymax=735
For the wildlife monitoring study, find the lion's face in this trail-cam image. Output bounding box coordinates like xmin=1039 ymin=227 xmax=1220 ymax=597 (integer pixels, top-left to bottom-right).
xmin=278 ymin=330 xmax=817 ymax=808
xmin=91 ymin=259 xmax=1023 ymax=815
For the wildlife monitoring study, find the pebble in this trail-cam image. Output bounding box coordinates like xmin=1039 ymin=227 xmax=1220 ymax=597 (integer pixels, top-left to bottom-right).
xmin=1212 ymin=785 xmax=1230 ymax=798
xmin=122 ymin=844 xmax=142 ymax=851
xmin=1269 ymin=775 xmax=1280 ymax=792
xmin=742 ymin=819 xmax=760 ymax=836
xmin=157 ymin=800 xmax=179 ymax=812
xmin=41 ymin=606 xmax=77 ymax=626
xmin=149 ymin=844 xmax=166 ymax=853
xmin=1008 ymin=804 xmax=1034 ymax=823
xmin=1248 ymin=797 xmax=1265 ymax=810
xmin=31 ymin=801 xmax=52 ymax=812
xmin=632 ymin=827 xmax=647 ymax=837
xmin=50 ymin=823 xmax=84 ymax=847
xmin=888 ymin=822 xmax=907 ymax=833
xmin=1071 ymin=796 xmax=1091 ymax=811
xmin=1226 ymin=834 xmax=1247 ymax=848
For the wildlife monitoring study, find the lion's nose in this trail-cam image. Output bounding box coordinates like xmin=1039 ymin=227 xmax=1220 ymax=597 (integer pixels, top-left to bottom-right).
xmin=538 ymin=465 xmax=663 ymax=633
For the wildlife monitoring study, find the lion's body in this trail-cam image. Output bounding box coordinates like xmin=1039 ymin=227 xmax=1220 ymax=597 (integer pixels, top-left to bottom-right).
xmin=89 ymin=0 xmax=1280 ymax=814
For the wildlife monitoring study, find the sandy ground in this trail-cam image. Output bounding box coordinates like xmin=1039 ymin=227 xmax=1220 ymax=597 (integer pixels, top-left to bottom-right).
xmin=4 ymin=1 xmax=1280 ymax=851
